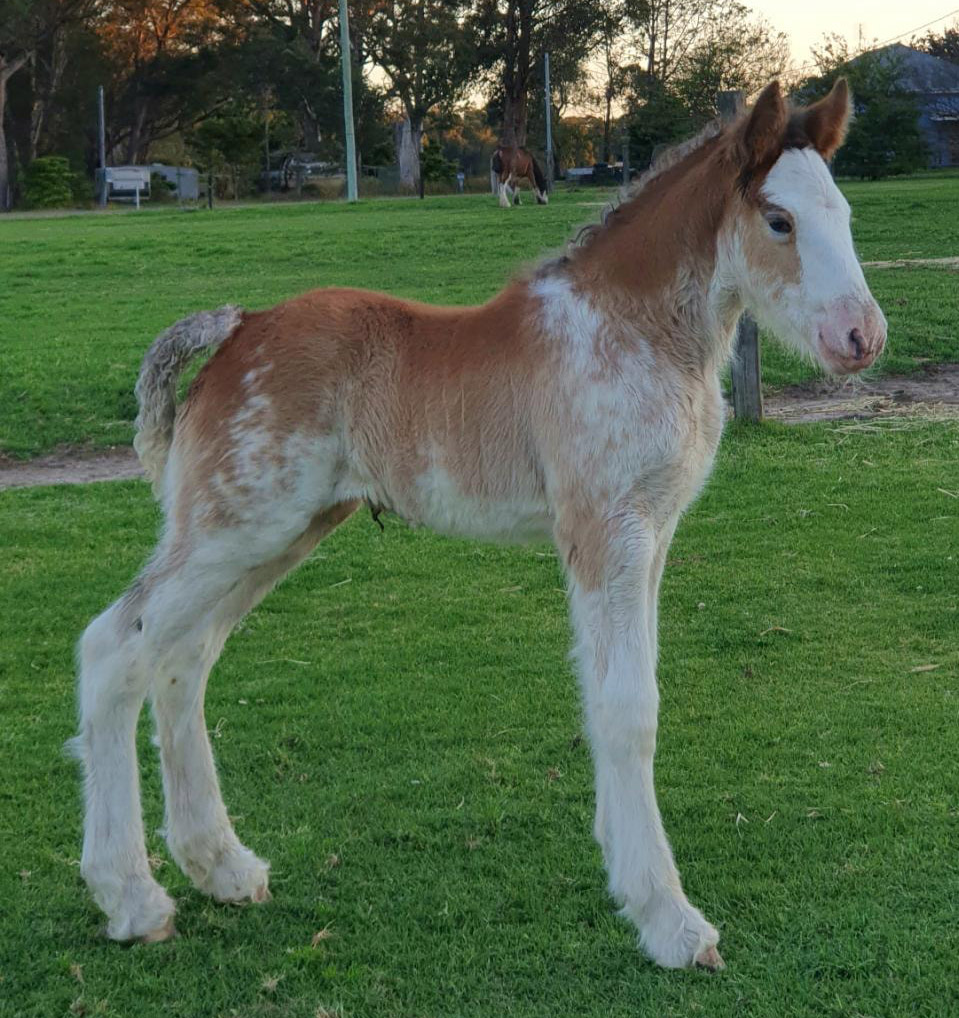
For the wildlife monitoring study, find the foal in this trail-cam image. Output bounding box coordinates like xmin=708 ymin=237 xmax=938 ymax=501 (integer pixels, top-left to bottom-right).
xmin=491 ymin=145 xmax=549 ymax=207
xmin=74 ymin=80 xmax=885 ymax=969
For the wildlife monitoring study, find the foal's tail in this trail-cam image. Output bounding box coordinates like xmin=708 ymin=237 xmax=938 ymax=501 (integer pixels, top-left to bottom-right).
xmin=134 ymin=305 xmax=244 ymax=496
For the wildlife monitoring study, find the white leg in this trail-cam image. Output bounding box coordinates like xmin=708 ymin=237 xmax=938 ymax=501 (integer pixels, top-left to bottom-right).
xmin=498 ymin=181 xmax=510 ymax=209
xmin=150 ymin=509 xmax=353 ymax=902
xmin=560 ymin=510 xmax=722 ymax=969
xmin=74 ymin=548 xmax=259 ymax=940
xmin=73 ymin=593 xmax=175 ymax=941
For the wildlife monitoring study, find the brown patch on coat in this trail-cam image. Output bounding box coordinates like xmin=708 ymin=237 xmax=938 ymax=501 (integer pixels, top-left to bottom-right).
xmin=174 ymin=285 xmax=549 ymax=517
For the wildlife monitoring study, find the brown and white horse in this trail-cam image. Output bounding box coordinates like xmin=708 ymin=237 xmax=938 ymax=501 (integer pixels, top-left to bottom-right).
xmin=491 ymin=144 xmax=549 ymax=207
xmin=74 ymin=80 xmax=885 ymax=969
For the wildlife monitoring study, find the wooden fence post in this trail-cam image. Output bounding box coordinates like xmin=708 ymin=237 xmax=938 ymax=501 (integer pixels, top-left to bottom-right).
xmin=717 ymin=90 xmax=763 ymax=422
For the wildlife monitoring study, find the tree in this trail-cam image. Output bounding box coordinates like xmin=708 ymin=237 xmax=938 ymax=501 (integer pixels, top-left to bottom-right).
xmin=914 ymin=23 xmax=959 ymax=65
xmin=366 ymin=1 xmax=478 ymax=190
xmin=2 ymin=0 xmax=97 ymax=207
xmin=0 ymin=1 xmax=33 ymax=207
xmin=475 ymin=0 xmax=602 ymax=148
xmin=96 ymin=0 xmax=236 ymax=163
xmin=671 ymin=2 xmax=788 ymax=121
xmin=798 ymin=39 xmax=926 ymax=178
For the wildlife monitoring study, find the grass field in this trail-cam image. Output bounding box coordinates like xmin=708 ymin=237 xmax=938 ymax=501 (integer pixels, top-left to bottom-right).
xmin=2 ymin=174 xmax=958 ymax=1016
xmin=2 ymin=420 xmax=958 ymax=1017
xmin=2 ymin=174 xmax=959 ymax=458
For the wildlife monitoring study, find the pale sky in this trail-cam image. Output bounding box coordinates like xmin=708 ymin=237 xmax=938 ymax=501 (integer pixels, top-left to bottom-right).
xmin=751 ymin=0 xmax=959 ymax=69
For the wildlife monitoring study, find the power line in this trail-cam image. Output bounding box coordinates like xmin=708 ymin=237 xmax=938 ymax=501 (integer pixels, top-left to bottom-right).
xmin=873 ymin=6 xmax=959 ymax=49
xmin=792 ymin=6 xmax=959 ymax=78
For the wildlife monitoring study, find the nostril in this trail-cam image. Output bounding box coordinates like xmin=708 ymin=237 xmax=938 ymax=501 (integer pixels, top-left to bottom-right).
xmin=849 ymin=328 xmax=865 ymax=361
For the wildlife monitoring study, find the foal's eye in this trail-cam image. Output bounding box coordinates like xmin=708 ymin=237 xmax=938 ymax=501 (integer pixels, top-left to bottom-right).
xmin=767 ymin=216 xmax=792 ymax=235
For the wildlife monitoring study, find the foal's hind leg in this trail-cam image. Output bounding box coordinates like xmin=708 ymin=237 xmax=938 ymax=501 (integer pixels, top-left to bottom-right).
xmin=74 ymin=592 xmax=175 ymax=941
xmin=76 ymin=501 xmax=356 ymax=941
xmin=150 ymin=503 xmax=358 ymax=905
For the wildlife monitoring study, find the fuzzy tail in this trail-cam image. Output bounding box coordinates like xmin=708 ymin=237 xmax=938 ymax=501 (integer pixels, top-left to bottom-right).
xmin=530 ymin=152 xmax=548 ymax=195
xmin=133 ymin=305 xmax=243 ymax=495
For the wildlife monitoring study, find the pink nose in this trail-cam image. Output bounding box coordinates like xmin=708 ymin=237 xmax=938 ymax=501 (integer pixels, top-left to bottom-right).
xmin=818 ymin=305 xmax=886 ymax=375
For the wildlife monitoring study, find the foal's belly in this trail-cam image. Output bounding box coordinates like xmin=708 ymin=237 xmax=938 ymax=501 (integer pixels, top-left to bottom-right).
xmin=361 ymin=463 xmax=554 ymax=543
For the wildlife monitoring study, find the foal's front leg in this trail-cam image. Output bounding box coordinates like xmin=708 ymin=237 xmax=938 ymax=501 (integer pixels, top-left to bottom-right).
xmin=560 ymin=510 xmax=723 ymax=969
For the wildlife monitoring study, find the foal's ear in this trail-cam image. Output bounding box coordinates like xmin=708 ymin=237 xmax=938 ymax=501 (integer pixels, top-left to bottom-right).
xmin=802 ymin=78 xmax=852 ymax=160
xmin=738 ymin=81 xmax=788 ymax=176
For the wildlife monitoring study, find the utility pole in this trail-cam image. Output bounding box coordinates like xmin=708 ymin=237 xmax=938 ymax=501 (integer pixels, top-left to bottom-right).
xmin=339 ymin=0 xmax=358 ymax=202
xmin=97 ymin=85 xmax=107 ymax=208
xmin=543 ymin=52 xmax=553 ymax=193
xmin=718 ymin=90 xmax=763 ymax=422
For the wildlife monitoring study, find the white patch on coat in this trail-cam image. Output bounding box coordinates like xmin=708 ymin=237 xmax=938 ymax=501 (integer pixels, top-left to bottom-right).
xmin=412 ymin=464 xmax=552 ymax=541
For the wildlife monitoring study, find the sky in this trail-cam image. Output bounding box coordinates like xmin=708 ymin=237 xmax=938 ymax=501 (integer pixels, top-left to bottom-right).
xmin=753 ymin=0 xmax=959 ymax=69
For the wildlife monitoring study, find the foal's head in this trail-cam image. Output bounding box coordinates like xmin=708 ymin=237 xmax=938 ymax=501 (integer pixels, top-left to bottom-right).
xmin=723 ymin=80 xmax=886 ymax=374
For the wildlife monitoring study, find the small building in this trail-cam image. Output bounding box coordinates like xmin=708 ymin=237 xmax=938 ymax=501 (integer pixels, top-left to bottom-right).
xmin=150 ymin=164 xmax=199 ymax=200
xmin=863 ymin=44 xmax=959 ymax=167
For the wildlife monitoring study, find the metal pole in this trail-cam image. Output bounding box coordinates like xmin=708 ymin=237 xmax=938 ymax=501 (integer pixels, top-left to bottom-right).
xmin=718 ymin=90 xmax=763 ymax=422
xmin=339 ymin=0 xmax=358 ymax=202
xmin=543 ymin=52 xmax=553 ymax=193
xmin=97 ymin=85 xmax=107 ymax=208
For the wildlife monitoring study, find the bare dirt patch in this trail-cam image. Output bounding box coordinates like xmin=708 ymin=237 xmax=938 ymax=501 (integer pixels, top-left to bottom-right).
xmin=0 ymin=446 xmax=142 ymax=491
xmin=763 ymin=363 xmax=959 ymax=424
xmin=1 ymin=366 xmax=956 ymax=490
xmin=862 ymin=256 xmax=959 ymax=271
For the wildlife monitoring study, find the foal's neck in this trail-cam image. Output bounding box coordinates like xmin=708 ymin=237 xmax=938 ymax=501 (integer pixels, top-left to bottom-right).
xmin=565 ymin=139 xmax=742 ymax=374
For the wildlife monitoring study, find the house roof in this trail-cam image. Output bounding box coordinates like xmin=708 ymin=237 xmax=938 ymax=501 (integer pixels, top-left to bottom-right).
xmin=866 ymin=43 xmax=959 ymax=93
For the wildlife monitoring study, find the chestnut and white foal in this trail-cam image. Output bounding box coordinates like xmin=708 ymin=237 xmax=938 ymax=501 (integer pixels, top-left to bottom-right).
xmin=74 ymin=80 xmax=885 ymax=969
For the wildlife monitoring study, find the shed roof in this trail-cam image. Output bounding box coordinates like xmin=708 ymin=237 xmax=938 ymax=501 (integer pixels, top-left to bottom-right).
xmin=865 ymin=43 xmax=959 ymax=93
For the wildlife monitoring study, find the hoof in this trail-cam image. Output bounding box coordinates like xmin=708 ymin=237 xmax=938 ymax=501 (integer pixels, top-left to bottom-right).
xmin=193 ymin=843 xmax=271 ymax=905
xmin=631 ymin=893 xmax=721 ymax=970
xmin=139 ymin=917 xmax=176 ymax=944
xmin=250 ymin=883 xmax=272 ymax=904
xmin=695 ymin=945 xmax=725 ymax=971
xmin=99 ymin=880 xmax=176 ymax=944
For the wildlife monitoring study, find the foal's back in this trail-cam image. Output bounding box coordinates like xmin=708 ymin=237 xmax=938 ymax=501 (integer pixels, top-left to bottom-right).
xmin=172 ymin=284 xmax=552 ymax=540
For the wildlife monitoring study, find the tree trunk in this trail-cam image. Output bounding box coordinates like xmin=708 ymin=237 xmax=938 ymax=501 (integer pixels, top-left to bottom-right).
xmin=501 ymin=0 xmax=532 ymax=148
xmin=126 ymin=95 xmax=150 ymax=164
xmin=0 ymin=53 xmax=30 ymax=211
xmin=30 ymin=25 xmax=68 ymax=161
xmin=0 ymin=76 xmax=10 ymax=211
xmin=603 ymin=90 xmax=613 ymax=163
xmin=394 ymin=117 xmax=420 ymax=191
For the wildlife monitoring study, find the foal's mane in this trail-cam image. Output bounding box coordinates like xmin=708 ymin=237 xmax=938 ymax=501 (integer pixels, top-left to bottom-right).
xmin=566 ymin=119 xmax=724 ymax=254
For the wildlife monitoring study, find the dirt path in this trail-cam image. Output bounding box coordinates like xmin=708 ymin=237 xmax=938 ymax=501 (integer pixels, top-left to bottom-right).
xmin=1 ymin=366 xmax=957 ymax=491
xmin=862 ymin=256 xmax=959 ymax=270
xmin=0 ymin=447 xmax=142 ymax=490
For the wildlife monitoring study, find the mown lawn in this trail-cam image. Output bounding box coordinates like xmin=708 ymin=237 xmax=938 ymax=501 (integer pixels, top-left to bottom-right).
xmin=2 ymin=421 xmax=957 ymax=1018
xmin=2 ymin=174 xmax=959 ymax=458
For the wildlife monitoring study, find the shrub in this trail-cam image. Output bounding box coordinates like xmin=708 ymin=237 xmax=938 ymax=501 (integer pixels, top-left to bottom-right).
xmin=22 ymin=157 xmax=75 ymax=209
xmin=150 ymin=173 xmax=177 ymax=202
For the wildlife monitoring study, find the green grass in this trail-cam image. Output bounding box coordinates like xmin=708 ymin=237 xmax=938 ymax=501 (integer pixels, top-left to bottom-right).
xmin=2 ymin=175 xmax=959 ymax=458
xmin=2 ymin=421 xmax=958 ymax=1017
